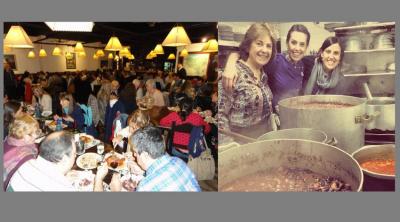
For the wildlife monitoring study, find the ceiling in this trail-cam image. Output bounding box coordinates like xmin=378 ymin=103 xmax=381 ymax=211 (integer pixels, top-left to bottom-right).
xmin=4 ymin=22 xmax=217 ymax=58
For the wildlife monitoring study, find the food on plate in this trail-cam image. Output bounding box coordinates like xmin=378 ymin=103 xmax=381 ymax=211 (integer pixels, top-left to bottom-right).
xmin=221 ymin=167 xmax=352 ymax=192
xmin=77 ymin=153 xmax=101 ymax=170
xmin=79 ymin=178 xmax=93 ymax=187
xmin=80 ymin=135 xmax=93 ymax=144
xmin=360 ymin=159 xmax=395 ymax=175
xmin=105 ymin=154 xmax=126 ymax=169
xmin=48 ymin=120 xmax=56 ymax=127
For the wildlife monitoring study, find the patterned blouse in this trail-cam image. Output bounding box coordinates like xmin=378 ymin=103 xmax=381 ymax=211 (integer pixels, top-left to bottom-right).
xmin=218 ymin=60 xmax=273 ymax=130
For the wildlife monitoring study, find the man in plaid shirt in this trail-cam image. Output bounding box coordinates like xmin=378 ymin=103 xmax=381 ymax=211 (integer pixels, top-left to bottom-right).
xmin=104 ymin=126 xmax=200 ymax=192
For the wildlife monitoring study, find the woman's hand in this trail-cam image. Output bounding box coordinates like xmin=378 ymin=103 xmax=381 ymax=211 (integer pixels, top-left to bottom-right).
xmin=110 ymin=173 xmax=122 ymax=192
xmin=222 ymin=52 xmax=240 ymax=93
xmin=112 ymin=135 xmax=123 ymax=146
xmin=204 ymin=110 xmax=213 ymax=117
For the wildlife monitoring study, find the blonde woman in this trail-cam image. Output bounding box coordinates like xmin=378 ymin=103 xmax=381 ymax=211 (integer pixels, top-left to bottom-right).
xmin=112 ymin=109 xmax=151 ymax=146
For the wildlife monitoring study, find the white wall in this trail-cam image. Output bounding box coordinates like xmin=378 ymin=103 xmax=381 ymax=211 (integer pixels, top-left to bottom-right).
xmin=4 ymin=37 xmax=101 ymax=74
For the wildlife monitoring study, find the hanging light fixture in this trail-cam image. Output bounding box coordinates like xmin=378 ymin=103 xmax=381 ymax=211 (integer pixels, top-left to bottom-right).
xmin=180 ymin=48 xmax=189 ymax=57
xmin=27 ymin=50 xmax=36 ymax=58
xmin=167 ymin=53 xmax=176 ymax=60
xmin=4 ymin=25 xmax=34 ymax=48
xmin=202 ymin=39 xmax=218 ymax=52
xmin=162 ymin=25 xmax=191 ymax=47
xmin=153 ymin=44 xmax=164 ymax=54
xmin=146 ymin=52 xmax=153 ymax=60
xmin=52 ymin=47 xmax=62 ymax=56
xmin=114 ymin=55 xmax=120 ymax=61
xmin=93 ymin=54 xmax=99 ymax=59
xmin=128 ymin=54 xmax=135 ymax=60
xmin=150 ymin=50 xmax=157 ymax=58
xmin=108 ymin=53 xmax=114 ymax=59
xmin=74 ymin=42 xmax=85 ymax=53
xmin=39 ymin=48 xmax=47 ymax=57
xmin=96 ymin=49 xmax=105 ymax=57
xmin=119 ymin=47 xmax=131 ymax=58
xmin=105 ymin=36 xmax=123 ymax=51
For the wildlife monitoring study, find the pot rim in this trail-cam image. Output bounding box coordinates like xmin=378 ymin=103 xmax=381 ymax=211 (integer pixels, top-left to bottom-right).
xmin=351 ymin=144 xmax=395 ymax=180
xmin=278 ymin=95 xmax=367 ymax=110
xmin=257 ymin=128 xmax=328 ymax=143
xmin=220 ymin=139 xmax=364 ymax=192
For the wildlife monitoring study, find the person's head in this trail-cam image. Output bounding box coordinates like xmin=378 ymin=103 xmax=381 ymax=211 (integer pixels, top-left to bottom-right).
xmin=128 ymin=126 xmax=165 ymax=170
xmin=239 ymin=23 xmax=277 ymax=68
xmin=111 ymin=80 xmax=120 ymax=91
xmin=33 ymin=87 xmax=44 ymax=97
xmin=128 ymin=110 xmax=151 ymax=132
xmin=177 ymin=63 xmax=183 ymax=70
xmin=178 ymin=97 xmax=194 ymax=121
xmin=4 ymin=59 xmax=10 ymax=70
xmin=286 ymin=24 xmax=311 ymax=62
xmin=39 ymin=131 xmax=76 ymax=174
xmin=145 ymin=79 xmax=156 ymax=93
xmin=8 ymin=114 xmax=41 ymax=143
xmin=132 ymin=79 xmax=141 ymax=88
xmin=59 ymin=92 xmax=74 ymax=114
xmin=317 ymin=36 xmax=344 ymax=73
xmin=4 ymin=101 xmax=24 ymax=135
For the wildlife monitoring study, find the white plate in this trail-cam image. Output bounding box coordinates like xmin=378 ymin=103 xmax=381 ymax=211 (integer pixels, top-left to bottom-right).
xmin=76 ymin=153 xmax=102 ymax=170
xmin=66 ymin=170 xmax=95 ymax=191
xmin=41 ymin=111 xmax=52 ymax=117
xmin=46 ymin=120 xmax=68 ymax=131
xmin=104 ymin=152 xmax=128 ymax=172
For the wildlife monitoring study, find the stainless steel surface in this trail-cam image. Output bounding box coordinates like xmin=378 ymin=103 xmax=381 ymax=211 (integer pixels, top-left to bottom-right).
xmin=278 ymin=95 xmax=367 ymax=154
xmin=366 ymin=97 xmax=395 ymax=131
xmin=372 ymin=33 xmax=394 ymax=49
xmin=257 ymin=128 xmax=328 ymax=143
xmin=219 ymin=139 xmax=364 ymax=192
xmin=345 ymin=36 xmax=363 ymax=51
xmin=352 ymin=144 xmax=395 ymax=180
xmin=386 ymin=62 xmax=395 ymax=72
xmin=362 ymin=82 xmax=373 ymax=100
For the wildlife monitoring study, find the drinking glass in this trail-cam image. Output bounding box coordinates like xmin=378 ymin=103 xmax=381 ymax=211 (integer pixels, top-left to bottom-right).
xmin=76 ymin=140 xmax=85 ymax=155
xmin=97 ymin=143 xmax=105 ymax=155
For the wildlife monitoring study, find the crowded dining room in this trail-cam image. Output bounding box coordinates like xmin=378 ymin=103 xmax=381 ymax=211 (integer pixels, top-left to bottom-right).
xmin=3 ymin=22 xmax=218 ymax=192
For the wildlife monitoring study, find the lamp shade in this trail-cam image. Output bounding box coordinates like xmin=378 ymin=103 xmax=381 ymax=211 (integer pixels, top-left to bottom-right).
xmin=105 ymin=36 xmax=123 ymax=51
xmin=162 ymin=26 xmax=191 ymax=47
xmin=119 ymin=47 xmax=131 ymax=58
xmin=108 ymin=53 xmax=114 ymax=59
xmin=65 ymin=52 xmax=73 ymax=59
xmin=202 ymin=39 xmax=218 ymax=52
xmin=180 ymin=48 xmax=189 ymax=57
xmin=39 ymin=49 xmax=47 ymax=57
xmin=96 ymin=49 xmax=105 ymax=57
xmin=146 ymin=52 xmax=153 ymax=60
xmin=167 ymin=53 xmax=176 ymax=60
xmin=150 ymin=50 xmax=157 ymax=58
xmin=4 ymin=25 xmax=34 ymax=48
xmin=128 ymin=54 xmax=135 ymax=60
xmin=93 ymin=54 xmax=99 ymax=59
xmin=153 ymin=44 xmax=164 ymax=54
xmin=74 ymin=42 xmax=85 ymax=53
xmin=52 ymin=47 xmax=62 ymax=56
xmin=114 ymin=55 xmax=120 ymax=61
xmin=27 ymin=50 xmax=36 ymax=58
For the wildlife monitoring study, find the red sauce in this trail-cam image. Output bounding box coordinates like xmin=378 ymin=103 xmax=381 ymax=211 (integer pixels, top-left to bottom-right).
xmin=360 ymin=159 xmax=395 ymax=175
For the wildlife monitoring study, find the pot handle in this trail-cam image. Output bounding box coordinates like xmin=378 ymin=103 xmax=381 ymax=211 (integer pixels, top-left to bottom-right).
xmin=355 ymin=111 xmax=380 ymax=124
xmin=218 ymin=142 xmax=240 ymax=153
xmin=325 ymin=137 xmax=338 ymax=146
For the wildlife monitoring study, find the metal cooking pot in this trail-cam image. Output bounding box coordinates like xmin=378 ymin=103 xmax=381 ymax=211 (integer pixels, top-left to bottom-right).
xmin=345 ymin=36 xmax=363 ymax=51
xmin=278 ymin=95 xmax=373 ymax=154
xmin=218 ymin=139 xmax=364 ymax=192
xmin=372 ymin=33 xmax=394 ymax=49
xmin=366 ymin=97 xmax=395 ymax=131
xmin=257 ymin=128 xmax=336 ymax=145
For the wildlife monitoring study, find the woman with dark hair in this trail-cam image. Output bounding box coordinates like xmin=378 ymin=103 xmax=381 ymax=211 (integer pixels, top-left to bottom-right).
xmin=3 ymin=101 xmax=24 ymax=139
xmin=304 ymin=36 xmax=344 ymax=95
xmin=54 ymin=93 xmax=85 ymax=133
xmin=218 ymin=23 xmax=276 ymax=138
xmin=160 ymin=97 xmax=211 ymax=162
xmin=222 ymin=23 xmax=312 ymax=108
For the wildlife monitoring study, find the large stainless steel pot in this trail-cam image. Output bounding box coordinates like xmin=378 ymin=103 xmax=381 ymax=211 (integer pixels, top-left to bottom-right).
xmin=278 ymin=95 xmax=368 ymax=154
xmin=218 ymin=139 xmax=364 ymax=192
xmin=366 ymin=97 xmax=395 ymax=131
xmin=257 ymin=128 xmax=328 ymax=143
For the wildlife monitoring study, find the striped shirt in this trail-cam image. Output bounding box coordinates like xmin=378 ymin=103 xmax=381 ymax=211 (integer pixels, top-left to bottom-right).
xmin=136 ymin=155 xmax=201 ymax=192
xmin=8 ymin=156 xmax=76 ymax=192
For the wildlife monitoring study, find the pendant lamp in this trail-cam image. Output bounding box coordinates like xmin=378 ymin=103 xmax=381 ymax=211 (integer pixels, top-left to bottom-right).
xmin=96 ymin=49 xmax=105 ymax=57
xmin=108 ymin=53 xmax=114 ymax=59
xmin=119 ymin=47 xmax=131 ymax=58
xmin=27 ymin=50 xmax=36 ymax=58
xmin=202 ymin=39 xmax=218 ymax=52
xmin=180 ymin=48 xmax=189 ymax=57
xmin=74 ymin=42 xmax=85 ymax=53
xmin=153 ymin=44 xmax=164 ymax=54
xmin=105 ymin=36 xmax=123 ymax=51
xmin=162 ymin=26 xmax=191 ymax=47
xmin=65 ymin=52 xmax=73 ymax=59
xmin=52 ymin=47 xmax=62 ymax=56
xmin=4 ymin=25 xmax=34 ymax=48
xmin=93 ymin=54 xmax=99 ymax=59
xmin=167 ymin=53 xmax=176 ymax=60
xmin=39 ymin=49 xmax=47 ymax=57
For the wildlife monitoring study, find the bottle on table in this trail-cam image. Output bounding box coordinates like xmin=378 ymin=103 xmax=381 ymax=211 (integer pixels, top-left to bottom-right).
xmin=56 ymin=118 xmax=63 ymax=131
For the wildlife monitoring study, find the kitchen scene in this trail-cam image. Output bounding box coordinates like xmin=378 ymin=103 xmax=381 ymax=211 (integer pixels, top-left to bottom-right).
xmin=3 ymin=22 xmax=218 ymax=192
xmin=217 ymin=22 xmax=395 ymax=192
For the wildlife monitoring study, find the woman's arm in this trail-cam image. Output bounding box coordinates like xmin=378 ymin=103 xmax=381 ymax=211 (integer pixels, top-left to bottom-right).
xmin=221 ymin=52 xmax=240 ymax=93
